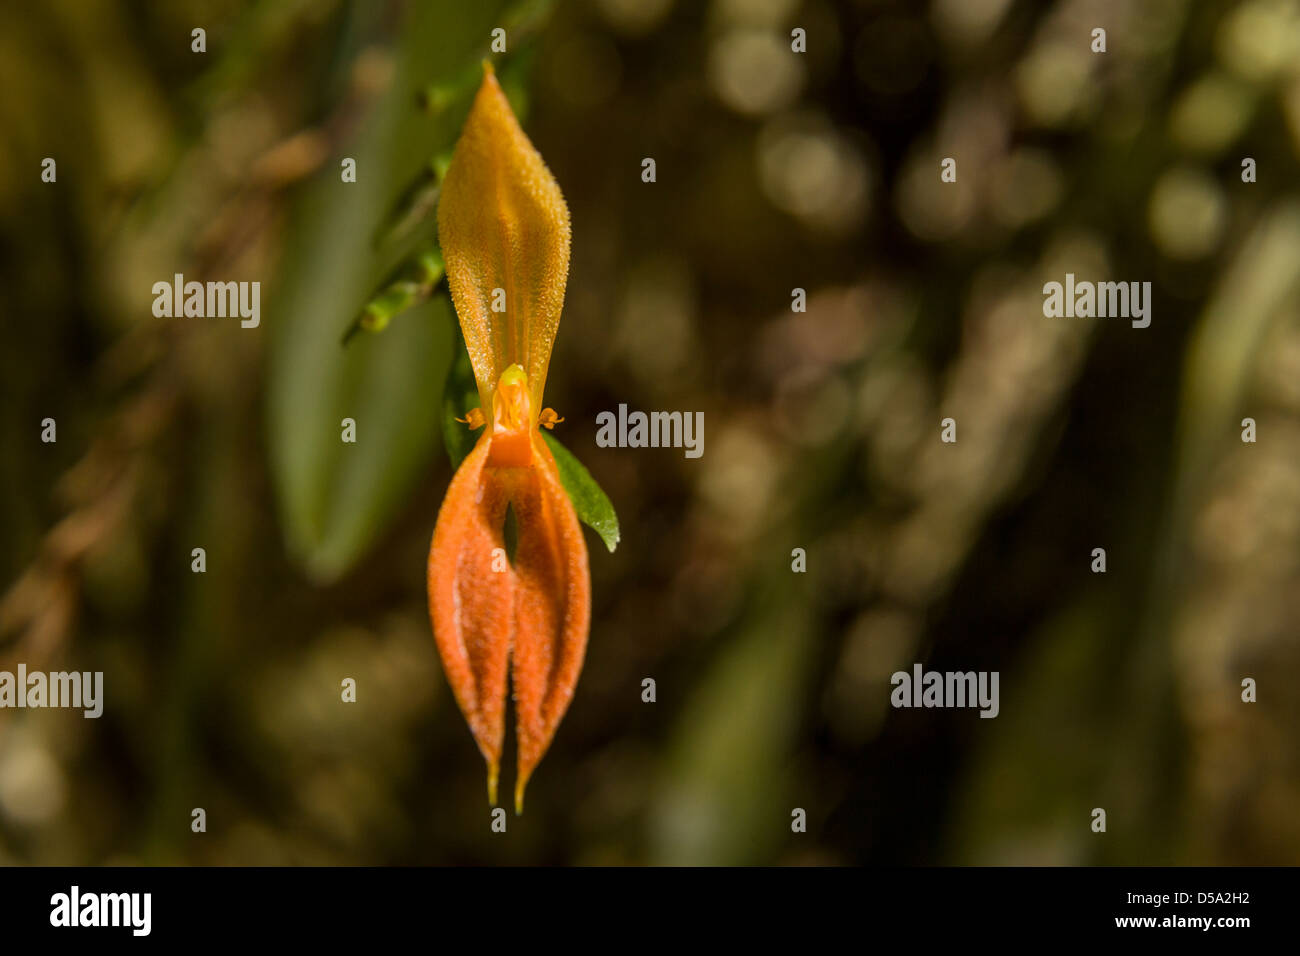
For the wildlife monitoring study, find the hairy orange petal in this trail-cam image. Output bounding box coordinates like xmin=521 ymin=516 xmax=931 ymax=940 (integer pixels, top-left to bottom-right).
xmin=508 ymin=436 xmax=591 ymax=813
xmin=428 ymin=433 xmax=514 ymax=804
xmin=437 ymin=63 xmax=571 ymax=417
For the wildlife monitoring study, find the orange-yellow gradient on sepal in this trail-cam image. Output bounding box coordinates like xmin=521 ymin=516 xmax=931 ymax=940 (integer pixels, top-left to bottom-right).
xmin=429 ymin=63 xmax=590 ymax=814
xmin=437 ymin=61 xmax=572 ymax=419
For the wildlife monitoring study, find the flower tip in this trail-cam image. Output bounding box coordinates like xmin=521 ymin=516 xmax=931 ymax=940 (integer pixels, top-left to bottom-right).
xmin=481 ymin=58 xmax=495 ymax=78
xmin=514 ymin=777 xmax=528 ymax=816
xmin=487 ymin=762 xmax=499 ymax=807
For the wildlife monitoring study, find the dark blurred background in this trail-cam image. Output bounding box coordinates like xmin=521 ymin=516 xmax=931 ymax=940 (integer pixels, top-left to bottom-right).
xmin=2 ymin=0 xmax=1299 ymax=864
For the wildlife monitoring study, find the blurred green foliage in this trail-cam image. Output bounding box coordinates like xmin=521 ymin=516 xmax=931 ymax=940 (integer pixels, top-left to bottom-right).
xmin=2 ymin=0 xmax=1299 ymax=866
xmin=267 ymin=1 xmax=480 ymax=582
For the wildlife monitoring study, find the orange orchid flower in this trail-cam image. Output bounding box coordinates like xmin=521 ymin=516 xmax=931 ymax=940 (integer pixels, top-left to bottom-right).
xmin=429 ymin=63 xmax=590 ymax=814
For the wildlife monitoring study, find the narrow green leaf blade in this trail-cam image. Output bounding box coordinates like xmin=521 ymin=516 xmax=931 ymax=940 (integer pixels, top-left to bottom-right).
xmin=265 ymin=0 xmax=502 ymax=582
xmin=541 ymin=431 xmax=620 ymax=553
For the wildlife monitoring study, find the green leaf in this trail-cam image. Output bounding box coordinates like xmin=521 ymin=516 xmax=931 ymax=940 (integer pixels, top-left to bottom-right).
xmin=266 ymin=0 xmax=510 ymax=583
xmin=370 ymin=157 xmax=448 ymax=250
xmin=541 ymin=431 xmax=620 ymax=553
